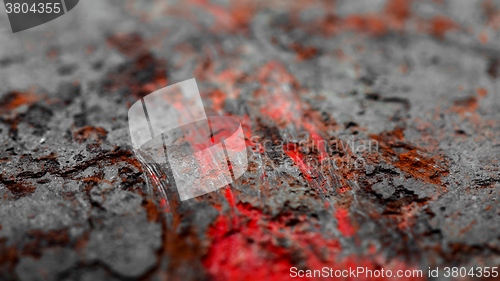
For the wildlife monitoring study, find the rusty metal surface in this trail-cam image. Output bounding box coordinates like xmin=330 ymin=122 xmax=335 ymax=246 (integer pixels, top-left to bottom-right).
xmin=1 ymin=0 xmax=500 ymax=280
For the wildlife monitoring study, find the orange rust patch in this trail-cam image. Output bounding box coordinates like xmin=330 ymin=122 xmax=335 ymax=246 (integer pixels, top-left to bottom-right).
xmin=163 ymin=211 xmax=204 ymax=276
xmin=451 ymin=88 xmax=487 ymax=116
xmin=22 ymin=229 xmax=70 ymax=258
xmin=370 ymin=127 xmax=449 ymax=185
xmin=429 ymin=15 xmax=459 ymax=39
xmin=344 ymin=14 xmax=388 ymax=36
xmin=370 ymin=126 xmax=405 ymax=146
xmin=460 ymin=220 xmax=477 ymax=234
xmin=318 ymin=0 xmax=413 ymax=37
xmin=479 ymin=31 xmax=489 ymax=44
xmin=0 ymin=91 xmax=39 ymax=114
xmin=476 ymin=87 xmax=488 ymax=97
xmin=81 ymin=176 xmax=107 ymax=185
xmin=396 ymin=149 xmax=449 ymax=185
xmin=73 ymin=126 xmax=108 ymax=143
xmin=74 ymin=232 xmax=90 ymax=251
xmin=208 ymin=89 xmax=227 ymax=113
xmin=482 ymin=0 xmax=500 ymax=30
xmin=183 ymin=0 xmax=257 ymax=33
xmin=143 ymin=199 xmax=161 ymax=222
xmin=0 ymin=238 xmax=17 ymax=273
xmin=289 ymin=43 xmax=318 ymax=61
xmin=312 ymin=0 xmax=464 ymax=40
xmin=385 ymin=0 xmax=412 ymax=30
xmin=453 ymin=97 xmax=478 ymax=113
xmin=4 ymin=181 xmax=36 ymax=197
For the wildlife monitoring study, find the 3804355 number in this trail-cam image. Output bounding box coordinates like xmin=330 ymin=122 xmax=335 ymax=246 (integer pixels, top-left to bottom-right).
xmin=5 ymin=2 xmax=61 ymax=14
xmin=443 ymin=267 xmax=499 ymax=278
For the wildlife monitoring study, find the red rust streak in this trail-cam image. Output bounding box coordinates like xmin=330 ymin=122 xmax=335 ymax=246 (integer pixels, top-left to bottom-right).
xmin=203 ymin=203 xmax=424 ymax=281
xmin=283 ymin=143 xmax=313 ymax=181
xmin=335 ymin=208 xmax=355 ymax=237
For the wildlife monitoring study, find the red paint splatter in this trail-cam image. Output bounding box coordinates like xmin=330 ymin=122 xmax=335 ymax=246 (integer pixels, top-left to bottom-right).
xmin=335 ymin=208 xmax=356 ymax=237
xmin=204 ymin=203 xmax=423 ymax=281
xmin=303 ymin=122 xmax=329 ymax=162
xmin=159 ymin=198 xmax=170 ymax=213
xmin=283 ymin=143 xmax=313 ymax=181
xmin=209 ymin=89 xmax=227 ymax=113
xmin=224 ymin=186 xmax=236 ymax=209
xmin=256 ymin=61 xmax=303 ymax=128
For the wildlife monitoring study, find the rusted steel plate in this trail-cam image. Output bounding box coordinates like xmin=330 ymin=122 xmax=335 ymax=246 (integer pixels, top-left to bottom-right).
xmin=0 ymin=0 xmax=500 ymax=280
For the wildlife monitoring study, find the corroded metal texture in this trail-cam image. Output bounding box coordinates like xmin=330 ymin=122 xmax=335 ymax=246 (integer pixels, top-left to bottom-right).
xmin=1 ymin=0 xmax=500 ymax=280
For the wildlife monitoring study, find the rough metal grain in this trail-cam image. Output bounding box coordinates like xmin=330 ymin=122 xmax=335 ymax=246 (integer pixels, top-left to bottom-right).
xmin=0 ymin=0 xmax=500 ymax=280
